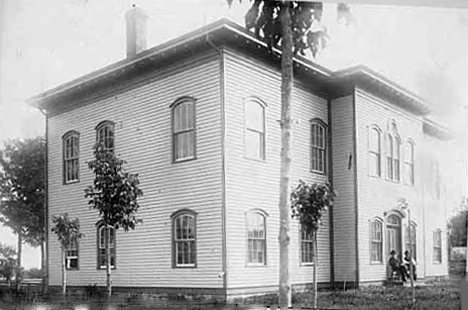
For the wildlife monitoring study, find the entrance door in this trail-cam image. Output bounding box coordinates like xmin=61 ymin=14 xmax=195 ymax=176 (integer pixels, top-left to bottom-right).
xmin=386 ymin=214 xmax=402 ymax=257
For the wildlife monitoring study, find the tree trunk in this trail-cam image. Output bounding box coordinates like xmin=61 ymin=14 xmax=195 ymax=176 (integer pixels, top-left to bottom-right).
xmin=61 ymin=247 xmax=66 ymax=295
xmin=15 ymin=229 xmax=22 ymax=291
xmin=278 ymin=2 xmax=293 ymax=309
xmin=41 ymin=241 xmax=47 ymax=294
xmin=313 ymin=231 xmax=318 ymax=309
xmin=106 ymin=226 xmax=112 ymax=297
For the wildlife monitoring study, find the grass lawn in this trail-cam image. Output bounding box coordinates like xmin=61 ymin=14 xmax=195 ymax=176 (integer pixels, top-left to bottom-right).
xmin=0 ymin=277 xmax=463 ymax=309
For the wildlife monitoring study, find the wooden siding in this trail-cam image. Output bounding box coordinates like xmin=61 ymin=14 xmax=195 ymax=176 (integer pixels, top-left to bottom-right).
xmin=420 ymin=133 xmax=449 ymax=277
xmin=223 ymin=47 xmax=330 ymax=289
xmin=47 ymin=50 xmax=224 ymax=288
xmin=330 ymin=95 xmax=357 ymax=283
xmin=354 ymin=88 xmax=448 ymax=281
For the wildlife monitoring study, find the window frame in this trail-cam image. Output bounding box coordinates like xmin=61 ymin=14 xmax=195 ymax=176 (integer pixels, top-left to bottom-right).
xmin=310 ymin=118 xmax=327 ymax=174
xmin=62 ymin=131 xmax=80 ymax=184
xmin=300 ymin=224 xmax=315 ymax=266
xmin=171 ymin=97 xmax=197 ymax=163
xmin=245 ymin=209 xmax=268 ymax=267
xmin=403 ymin=140 xmax=415 ymax=185
xmin=368 ymin=126 xmax=382 ymax=177
xmin=244 ymin=97 xmax=266 ymax=161
xmin=171 ymin=209 xmax=197 ymax=268
xmin=405 ymin=221 xmax=417 ymax=260
xmin=370 ymin=218 xmax=383 ymax=264
xmin=66 ymin=237 xmax=79 ymax=270
xmin=433 ymin=229 xmax=442 ymax=264
xmin=95 ymin=120 xmax=115 ymax=152
xmin=97 ymin=225 xmax=116 ymax=270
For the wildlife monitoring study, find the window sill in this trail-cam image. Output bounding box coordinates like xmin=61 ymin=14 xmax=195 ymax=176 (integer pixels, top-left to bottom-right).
xmin=300 ymin=262 xmax=315 ymax=267
xmin=64 ymin=180 xmax=80 ymax=185
xmin=311 ymin=169 xmax=326 ymax=176
xmin=66 ymin=268 xmax=80 ymax=271
xmin=173 ymin=264 xmax=196 ymax=269
xmin=98 ymin=267 xmax=116 ymax=270
xmin=173 ymin=156 xmax=196 ymax=164
xmin=246 ymin=263 xmax=267 ymax=268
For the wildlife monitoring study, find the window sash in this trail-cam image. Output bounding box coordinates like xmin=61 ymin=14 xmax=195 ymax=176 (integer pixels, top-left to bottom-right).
xmin=370 ymin=221 xmax=383 ymax=262
xmin=368 ymin=152 xmax=381 ymax=176
xmin=301 ymin=228 xmax=314 ymax=264
xmin=97 ymin=124 xmax=115 ymax=152
xmin=63 ymin=135 xmax=79 ymax=183
xmin=245 ymin=129 xmax=265 ymax=160
xmin=98 ymin=226 xmax=116 ymax=269
xmin=247 ymin=214 xmax=266 ymax=265
xmin=311 ymin=123 xmax=326 ymax=173
xmin=433 ymin=231 xmax=442 ymax=263
xmin=173 ymin=102 xmax=195 ymax=161
xmin=173 ymin=214 xmax=196 ymax=266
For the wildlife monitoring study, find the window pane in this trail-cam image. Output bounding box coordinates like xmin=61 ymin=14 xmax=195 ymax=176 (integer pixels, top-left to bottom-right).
xmin=245 ymin=130 xmax=262 ymax=159
xmin=245 ymin=101 xmax=264 ymax=132
xmin=369 ymin=129 xmax=380 ymax=152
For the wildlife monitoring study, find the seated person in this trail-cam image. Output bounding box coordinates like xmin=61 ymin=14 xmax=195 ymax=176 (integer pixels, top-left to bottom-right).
xmin=388 ymin=250 xmax=407 ymax=282
xmin=404 ymin=250 xmax=417 ymax=281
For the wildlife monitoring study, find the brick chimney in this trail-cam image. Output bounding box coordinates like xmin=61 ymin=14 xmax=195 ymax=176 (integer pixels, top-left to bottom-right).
xmin=125 ymin=5 xmax=148 ymax=58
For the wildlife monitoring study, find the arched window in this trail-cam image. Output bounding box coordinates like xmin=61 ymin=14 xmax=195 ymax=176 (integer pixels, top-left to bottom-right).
xmin=96 ymin=121 xmax=115 ymax=152
xmin=433 ymin=229 xmax=442 ymax=264
xmin=300 ymin=225 xmax=314 ymax=264
xmin=246 ymin=210 xmax=267 ymax=265
xmin=370 ymin=218 xmax=383 ymax=263
xmin=386 ymin=134 xmax=393 ymax=179
xmin=368 ymin=126 xmax=381 ymax=177
xmin=97 ymin=225 xmax=116 ymax=269
xmin=310 ymin=119 xmax=327 ymax=173
xmin=62 ymin=131 xmax=80 ymax=183
xmin=245 ymin=98 xmax=265 ymax=160
xmin=386 ymin=122 xmax=400 ymax=181
xmin=172 ymin=97 xmax=196 ymax=162
xmin=394 ymin=136 xmax=401 ymax=181
xmin=172 ymin=210 xmax=196 ymax=267
xmin=403 ymin=141 xmax=415 ymax=185
xmin=405 ymin=222 xmax=417 ymax=260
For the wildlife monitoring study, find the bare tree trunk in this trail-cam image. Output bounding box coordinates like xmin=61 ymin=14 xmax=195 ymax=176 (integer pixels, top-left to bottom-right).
xmin=15 ymin=229 xmax=22 ymax=291
xmin=278 ymin=2 xmax=293 ymax=309
xmin=313 ymin=231 xmax=318 ymax=309
xmin=41 ymin=241 xmax=47 ymax=294
xmin=61 ymin=247 xmax=66 ymax=295
xmin=106 ymin=226 xmax=112 ymax=297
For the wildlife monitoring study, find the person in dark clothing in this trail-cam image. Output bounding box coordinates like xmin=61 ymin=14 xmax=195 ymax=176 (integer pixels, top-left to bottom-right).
xmin=388 ymin=250 xmax=408 ymax=282
xmin=404 ymin=250 xmax=417 ymax=281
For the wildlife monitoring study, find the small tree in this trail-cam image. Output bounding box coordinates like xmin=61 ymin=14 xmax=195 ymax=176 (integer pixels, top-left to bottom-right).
xmin=291 ymin=180 xmax=336 ymax=309
xmin=51 ymin=213 xmax=83 ymax=295
xmin=0 ymin=242 xmax=18 ymax=288
xmin=85 ymin=143 xmax=143 ymax=296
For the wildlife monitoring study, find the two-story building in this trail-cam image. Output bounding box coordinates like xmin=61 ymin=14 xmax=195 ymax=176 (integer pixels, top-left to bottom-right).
xmin=28 ymin=8 xmax=452 ymax=300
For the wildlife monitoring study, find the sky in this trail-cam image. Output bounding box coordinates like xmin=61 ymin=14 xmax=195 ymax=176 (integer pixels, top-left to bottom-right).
xmin=0 ymin=0 xmax=467 ymax=269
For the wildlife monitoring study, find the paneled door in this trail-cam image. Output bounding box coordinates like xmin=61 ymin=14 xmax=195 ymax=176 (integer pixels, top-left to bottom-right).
xmin=386 ymin=214 xmax=402 ymax=257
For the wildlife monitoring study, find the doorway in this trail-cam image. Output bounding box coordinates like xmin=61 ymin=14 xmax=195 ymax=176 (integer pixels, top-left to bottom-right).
xmin=386 ymin=214 xmax=402 ymax=257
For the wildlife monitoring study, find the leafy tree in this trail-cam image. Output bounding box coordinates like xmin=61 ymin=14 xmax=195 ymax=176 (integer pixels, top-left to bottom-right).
xmin=291 ymin=180 xmax=336 ymax=308
xmin=51 ymin=213 xmax=83 ymax=295
xmin=227 ymin=1 xmax=352 ymax=308
xmin=0 ymin=137 xmax=45 ymax=290
xmin=0 ymin=242 xmax=18 ymax=288
xmin=449 ymin=203 xmax=467 ymax=247
xmin=85 ymin=143 xmax=143 ymax=296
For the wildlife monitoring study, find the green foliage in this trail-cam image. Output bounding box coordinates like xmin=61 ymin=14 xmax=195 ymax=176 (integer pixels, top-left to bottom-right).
xmin=229 ymin=1 xmax=353 ymax=57
xmin=51 ymin=213 xmax=83 ymax=249
xmin=290 ymin=180 xmax=336 ymax=234
xmin=84 ymin=143 xmax=143 ymax=230
xmin=0 ymin=137 xmax=45 ymax=246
